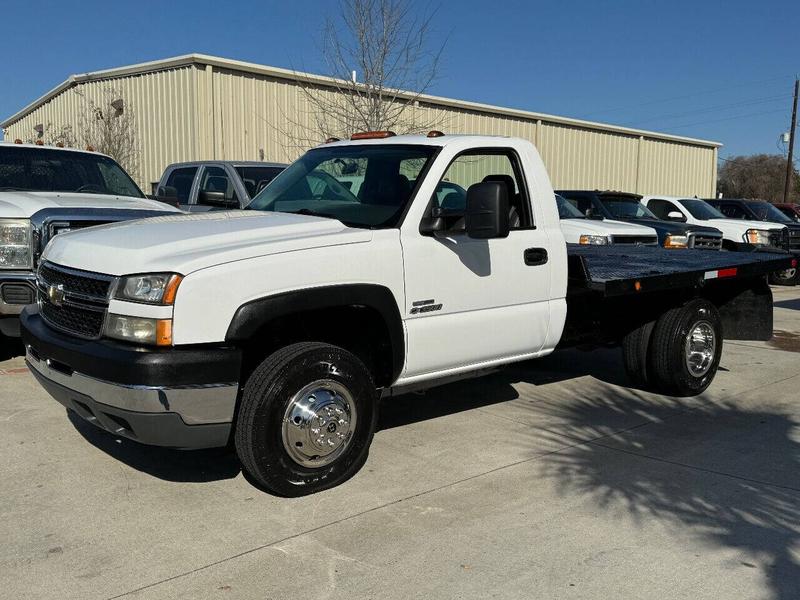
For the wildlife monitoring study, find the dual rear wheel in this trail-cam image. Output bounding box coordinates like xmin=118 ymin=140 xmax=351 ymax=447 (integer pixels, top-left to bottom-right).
xmin=622 ymin=299 xmax=723 ymax=397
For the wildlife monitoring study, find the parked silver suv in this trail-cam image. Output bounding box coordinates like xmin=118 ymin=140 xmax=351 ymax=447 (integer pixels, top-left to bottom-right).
xmin=155 ymin=160 xmax=286 ymax=211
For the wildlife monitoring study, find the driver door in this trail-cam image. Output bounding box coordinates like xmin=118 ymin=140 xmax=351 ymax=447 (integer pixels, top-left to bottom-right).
xmin=400 ymin=149 xmax=554 ymax=381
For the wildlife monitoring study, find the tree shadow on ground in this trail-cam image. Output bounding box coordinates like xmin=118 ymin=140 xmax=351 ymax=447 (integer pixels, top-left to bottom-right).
xmin=67 ymin=409 xmax=241 ymax=483
xmin=532 ymin=391 xmax=800 ymax=600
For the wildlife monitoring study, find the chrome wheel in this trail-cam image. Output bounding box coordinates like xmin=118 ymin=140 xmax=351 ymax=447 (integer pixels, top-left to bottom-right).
xmin=684 ymin=320 xmax=716 ymax=377
xmin=282 ymin=379 xmax=357 ymax=468
xmin=776 ymin=268 xmax=797 ymax=281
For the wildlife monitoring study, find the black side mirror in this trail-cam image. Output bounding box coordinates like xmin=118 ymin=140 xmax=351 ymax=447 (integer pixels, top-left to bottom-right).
xmin=157 ymin=185 xmax=178 ymax=198
xmin=465 ymin=182 xmax=509 ymax=239
xmin=198 ymin=190 xmax=239 ymax=208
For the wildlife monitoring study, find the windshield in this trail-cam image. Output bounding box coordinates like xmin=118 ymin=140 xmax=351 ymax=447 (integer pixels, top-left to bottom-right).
xmin=234 ymin=165 xmax=285 ymax=198
xmin=247 ymin=145 xmax=437 ymax=228
xmin=0 ymin=146 xmax=144 ymax=197
xmin=556 ymin=194 xmax=585 ymax=219
xmin=600 ymin=196 xmax=657 ymax=219
xmin=746 ymin=201 xmax=793 ymax=223
xmin=681 ymin=199 xmax=725 ymax=220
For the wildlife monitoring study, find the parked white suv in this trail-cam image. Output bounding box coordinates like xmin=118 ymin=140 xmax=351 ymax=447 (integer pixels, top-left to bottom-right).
xmin=557 ymin=194 xmax=658 ymax=246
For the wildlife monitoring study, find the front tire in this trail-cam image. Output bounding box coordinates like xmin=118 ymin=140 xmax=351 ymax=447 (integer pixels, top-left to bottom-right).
xmin=235 ymin=342 xmax=377 ymax=496
xmin=649 ymin=299 xmax=723 ymax=397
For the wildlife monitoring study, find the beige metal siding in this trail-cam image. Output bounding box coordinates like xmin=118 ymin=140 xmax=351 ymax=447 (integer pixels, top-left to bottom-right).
xmin=4 ymin=67 xmax=199 ymax=190
xmin=2 ymin=57 xmax=719 ymax=197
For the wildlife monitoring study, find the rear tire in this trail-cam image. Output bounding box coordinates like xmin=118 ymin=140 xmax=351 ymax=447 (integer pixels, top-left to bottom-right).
xmin=649 ymin=299 xmax=723 ymax=397
xmin=235 ymin=342 xmax=377 ymax=496
xmin=769 ymin=268 xmax=798 ymax=286
xmin=622 ymin=320 xmax=655 ymax=389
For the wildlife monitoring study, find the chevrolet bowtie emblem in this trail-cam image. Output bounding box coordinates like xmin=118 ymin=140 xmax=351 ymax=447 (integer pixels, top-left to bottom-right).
xmin=47 ymin=284 xmax=65 ymax=307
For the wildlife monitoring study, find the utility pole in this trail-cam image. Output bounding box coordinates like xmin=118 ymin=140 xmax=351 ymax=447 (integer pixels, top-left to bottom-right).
xmin=784 ymin=78 xmax=799 ymax=203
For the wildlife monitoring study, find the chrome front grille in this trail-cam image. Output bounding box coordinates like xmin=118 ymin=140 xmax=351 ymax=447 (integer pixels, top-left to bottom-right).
xmin=789 ymin=229 xmax=800 ymax=251
xmin=688 ymin=233 xmax=723 ymax=250
xmin=36 ymin=262 xmax=114 ymax=339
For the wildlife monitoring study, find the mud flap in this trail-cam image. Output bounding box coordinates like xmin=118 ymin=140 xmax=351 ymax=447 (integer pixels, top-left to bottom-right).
xmin=716 ymin=278 xmax=773 ymax=341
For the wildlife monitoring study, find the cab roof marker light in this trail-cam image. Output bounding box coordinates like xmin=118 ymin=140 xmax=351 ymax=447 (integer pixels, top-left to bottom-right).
xmin=350 ymin=131 xmax=396 ymax=140
xmin=427 ymin=130 xmax=445 ymax=138
xmin=324 ymin=137 xmax=340 ymax=144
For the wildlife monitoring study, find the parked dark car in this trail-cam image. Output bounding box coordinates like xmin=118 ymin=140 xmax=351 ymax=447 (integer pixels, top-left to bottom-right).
xmin=556 ymin=190 xmax=723 ymax=250
xmin=774 ymin=203 xmax=800 ymax=223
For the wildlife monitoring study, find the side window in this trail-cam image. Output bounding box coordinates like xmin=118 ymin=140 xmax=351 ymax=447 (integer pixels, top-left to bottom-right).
xmin=561 ymin=194 xmax=592 ymax=216
xmin=164 ymin=167 xmax=198 ymax=204
xmin=435 ymin=151 xmax=531 ymax=230
xmin=198 ymin=166 xmax=239 ymax=206
xmin=648 ymin=199 xmax=678 ymax=219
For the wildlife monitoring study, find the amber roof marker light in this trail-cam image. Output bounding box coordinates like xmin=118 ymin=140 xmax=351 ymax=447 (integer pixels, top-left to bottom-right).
xmin=427 ymin=130 xmax=445 ymax=138
xmin=350 ymin=131 xmax=396 ymax=140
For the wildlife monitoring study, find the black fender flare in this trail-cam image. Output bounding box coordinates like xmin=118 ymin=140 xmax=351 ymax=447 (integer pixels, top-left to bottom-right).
xmin=225 ymin=284 xmax=405 ymax=382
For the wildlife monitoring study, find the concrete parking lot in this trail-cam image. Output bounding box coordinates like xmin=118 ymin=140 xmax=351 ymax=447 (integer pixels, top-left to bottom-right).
xmin=2 ymin=286 xmax=799 ymax=600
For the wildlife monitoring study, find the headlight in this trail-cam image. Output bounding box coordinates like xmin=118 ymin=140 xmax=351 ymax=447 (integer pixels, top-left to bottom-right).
xmin=663 ymin=234 xmax=689 ymax=249
xmin=743 ymin=229 xmax=772 ymax=246
xmin=0 ymin=219 xmax=32 ymax=269
xmin=105 ymin=314 xmax=173 ymax=346
xmin=114 ymin=273 xmax=183 ymax=305
xmin=579 ymin=235 xmax=609 ymax=245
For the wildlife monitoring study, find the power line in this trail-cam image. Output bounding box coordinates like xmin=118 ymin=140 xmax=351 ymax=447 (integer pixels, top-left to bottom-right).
xmin=663 ymin=107 xmax=788 ymax=130
xmin=627 ymin=94 xmax=789 ymax=126
xmin=582 ymin=74 xmax=792 ymax=118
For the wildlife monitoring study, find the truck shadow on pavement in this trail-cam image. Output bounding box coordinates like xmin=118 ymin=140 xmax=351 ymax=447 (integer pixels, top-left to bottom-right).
xmin=774 ymin=297 xmax=800 ymax=311
xmin=66 ymin=410 xmax=241 ymax=483
xmin=530 ymin=389 xmax=800 ymax=600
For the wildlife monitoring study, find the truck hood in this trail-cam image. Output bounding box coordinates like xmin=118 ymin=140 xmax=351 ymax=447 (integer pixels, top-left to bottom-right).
xmin=619 ymin=217 xmax=720 ymax=236
xmin=564 ymin=218 xmax=656 ymax=235
xmin=41 ymin=210 xmax=372 ymax=275
xmin=0 ymin=191 xmax=178 ymax=218
xmin=704 ymin=218 xmax=787 ymax=239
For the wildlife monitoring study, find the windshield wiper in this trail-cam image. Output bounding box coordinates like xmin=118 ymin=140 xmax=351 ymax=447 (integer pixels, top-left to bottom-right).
xmin=291 ymin=208 xmax=338 ymax=220
xmin=0 ymin=186 xmax=31 ymax=191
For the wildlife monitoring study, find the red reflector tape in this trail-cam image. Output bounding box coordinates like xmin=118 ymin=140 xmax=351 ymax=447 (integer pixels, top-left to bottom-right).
xmin=704 ymin=267 xmax=738 ymax=280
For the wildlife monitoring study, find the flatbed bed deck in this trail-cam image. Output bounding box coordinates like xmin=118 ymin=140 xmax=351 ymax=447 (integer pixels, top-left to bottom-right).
xmin=567 ymin=245 xmax=795 ymax=297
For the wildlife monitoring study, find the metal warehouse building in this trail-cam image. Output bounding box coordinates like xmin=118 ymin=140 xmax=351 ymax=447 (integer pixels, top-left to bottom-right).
xmin=1 ymin=54 xmax=720 ymax=195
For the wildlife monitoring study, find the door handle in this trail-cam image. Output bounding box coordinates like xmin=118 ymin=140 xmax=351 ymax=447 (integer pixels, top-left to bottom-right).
xmin=524 ymin=247 xmax=548 ymax=266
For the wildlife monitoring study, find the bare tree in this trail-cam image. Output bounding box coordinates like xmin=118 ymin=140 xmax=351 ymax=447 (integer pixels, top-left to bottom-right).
xmin=718 ymin=154 xmax=800 ymax=203
xmin=77 ymin=87 xmax=139 ymax=177
xmin=24 ymin=122 xmax=77 ymax=147
xmin=284 ymin=0 xmax=447 ymax=152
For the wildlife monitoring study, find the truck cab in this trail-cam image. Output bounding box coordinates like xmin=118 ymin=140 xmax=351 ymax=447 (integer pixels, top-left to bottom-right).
xmin=556 ymin=190 xmax=723 ymax=250
xmin=0 ymin=143 xmax=179 ymax=343
xmin=156 ymin=160 xmax=287 ymax=212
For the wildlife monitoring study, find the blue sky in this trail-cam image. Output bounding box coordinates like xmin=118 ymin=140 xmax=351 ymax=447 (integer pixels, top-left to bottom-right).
xmin=1 ymin=0 xmax=798 ymax=160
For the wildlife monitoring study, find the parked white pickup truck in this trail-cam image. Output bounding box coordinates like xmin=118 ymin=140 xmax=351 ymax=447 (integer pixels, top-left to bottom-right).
xmin=21 ymin=133 xmax=793 ymax=495
xmin=642 ymin=195 xmax=796 ymax=285
xmin=0 ymin=143 xmax=179 ymax=344
xmin=556 ymin=194 xmax=658 ymax=246
xmin=642 ymin=195 xmax=788 ymax=252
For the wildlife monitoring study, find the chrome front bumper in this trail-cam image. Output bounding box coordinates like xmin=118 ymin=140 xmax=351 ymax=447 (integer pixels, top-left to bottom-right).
xmin=26 ymin=348 xmax=238 ymax=448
